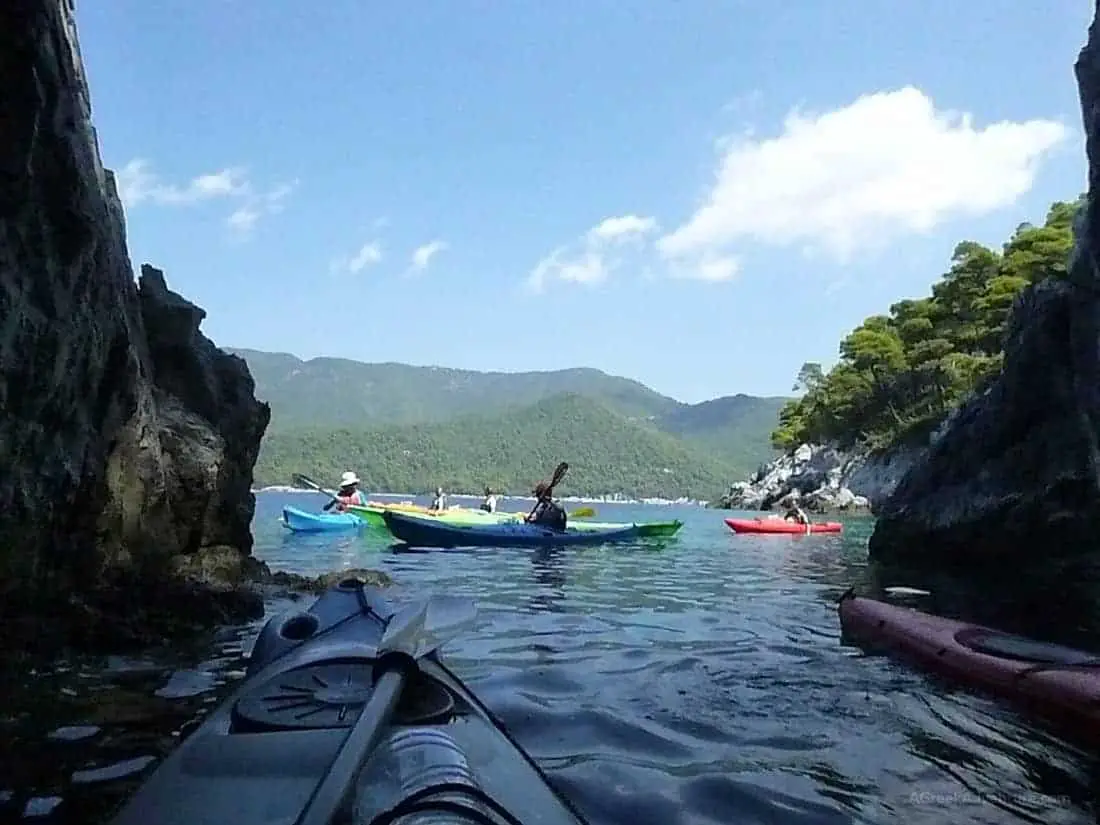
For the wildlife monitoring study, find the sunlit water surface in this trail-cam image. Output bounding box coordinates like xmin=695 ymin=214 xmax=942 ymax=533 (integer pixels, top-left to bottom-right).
xmin=1 ymin=491 xmax=1097 ymax=824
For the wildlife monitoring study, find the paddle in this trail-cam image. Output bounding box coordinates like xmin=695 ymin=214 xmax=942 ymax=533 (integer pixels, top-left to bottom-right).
xmin=293 ymin=472 xmax=357 ymax=513
xmin=297 ymin=592 xmax=478 ymax=825
xmin=568 ymin=505 xmax=597 ymax=519
xmin=293 ymin=472 xmax=339 ymax=501
xmin=526 ymin=461 xmax=569 ymax=522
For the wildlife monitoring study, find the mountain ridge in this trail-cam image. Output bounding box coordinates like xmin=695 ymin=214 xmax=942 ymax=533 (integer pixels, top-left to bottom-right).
xmin=231 ymin=347 xmax=790 ymax=495
xmin=254 ymin=392 xmax=737 ymax=498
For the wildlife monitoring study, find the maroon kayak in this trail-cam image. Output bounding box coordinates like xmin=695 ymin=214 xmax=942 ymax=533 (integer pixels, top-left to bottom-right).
xmin=838 ymin=590 xmax=1100 ymax=747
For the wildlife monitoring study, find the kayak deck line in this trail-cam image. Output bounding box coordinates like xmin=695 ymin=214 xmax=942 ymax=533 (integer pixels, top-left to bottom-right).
xmin=110 ymin=578 xmax=589 ymax=825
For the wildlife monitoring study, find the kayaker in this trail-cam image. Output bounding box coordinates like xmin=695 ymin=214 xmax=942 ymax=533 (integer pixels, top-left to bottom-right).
xmin=323 ymin=471 xmax=364 ymax=511
xmin=526 ymin=482 xmax=567 ymax=530
xmin=429 ymin=486 xmax=448 ymax=511
xmin=783 ymin=503 xmax=810 ymax=525
xmin=480 ymin=487 xmax=499 ymax=513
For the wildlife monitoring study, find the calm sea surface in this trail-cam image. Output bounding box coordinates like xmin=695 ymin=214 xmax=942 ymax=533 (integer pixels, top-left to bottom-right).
xmin=1 ymin=491 xmax=1097 ymax=824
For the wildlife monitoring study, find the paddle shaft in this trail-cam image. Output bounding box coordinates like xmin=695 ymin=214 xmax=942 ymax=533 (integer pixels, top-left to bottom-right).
xmin=294 ymin=473 xmax=349 ymax=511
xmin=296 ymin=668 xmax=407 ymax=825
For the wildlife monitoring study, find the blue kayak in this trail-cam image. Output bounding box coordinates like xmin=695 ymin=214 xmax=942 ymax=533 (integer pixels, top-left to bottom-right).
xmin=382 ymin=509 xmax=640 ymax=548
xmin=281 ymin=505 xmax=364 ymax=532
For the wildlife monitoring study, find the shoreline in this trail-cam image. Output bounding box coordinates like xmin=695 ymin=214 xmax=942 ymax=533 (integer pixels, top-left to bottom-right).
xmin=252 ymin=486 xmax=707 ymax=507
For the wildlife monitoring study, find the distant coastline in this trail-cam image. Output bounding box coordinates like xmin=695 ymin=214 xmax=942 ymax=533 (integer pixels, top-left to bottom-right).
xmin=252 ymin=485 xmax=708 ymax=507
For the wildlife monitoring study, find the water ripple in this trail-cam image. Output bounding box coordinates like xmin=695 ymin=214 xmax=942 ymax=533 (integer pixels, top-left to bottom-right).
xmin=1 ymin=495 xmax=1097 ymax=824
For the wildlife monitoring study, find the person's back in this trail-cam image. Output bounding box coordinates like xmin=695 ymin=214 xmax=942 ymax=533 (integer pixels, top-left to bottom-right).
xmin=480 ymin=487 xmax=498 ymax=513
xmin=783 ymin=504 xmax=809 ymax=525
xmin=430 ymin=487 xmax=447 ymax=511
xmin=526 ymin=482 xmax=566 ymax=530
xmin=325 ymin=471 xmax=364 ymax=512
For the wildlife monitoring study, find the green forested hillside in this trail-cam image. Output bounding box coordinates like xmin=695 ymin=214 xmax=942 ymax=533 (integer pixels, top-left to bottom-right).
xmin=657 ymin=393 xmax=787 ymax=468
xmin=230 ymin=349 xmax=681 ymax=428
xmin=254 ymin=393 xmax=734 ymax=499
xmin=771 ymin=198 xmax=1080 ymax=452
xmin=231 ymin=348 xmax=789 ymax=479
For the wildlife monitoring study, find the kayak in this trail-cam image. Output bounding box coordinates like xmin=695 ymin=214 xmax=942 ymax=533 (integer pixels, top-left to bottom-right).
xmin=110 ymin=578 xmax=589 ymax=825
xmin=346 ymin=504 xmax=504 ymax=530
xmin=572 ymin=519 xmax=683 ymax=537
xmin=838 ymin=591 xmax=1100 ymax=748
xmin=282 ymin=505 xmax=365 ymax=532
xmin=349 ymin=505 xmax=682 ymax=538
xmin=724 ymin=517 xmax=842 ymax=535
xmin=383 ymin=510 xmax=641 ymax=548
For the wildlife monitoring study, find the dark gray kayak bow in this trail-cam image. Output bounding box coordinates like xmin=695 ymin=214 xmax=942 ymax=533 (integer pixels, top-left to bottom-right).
xmin=110 ymin=578 xmax=589 ymax=825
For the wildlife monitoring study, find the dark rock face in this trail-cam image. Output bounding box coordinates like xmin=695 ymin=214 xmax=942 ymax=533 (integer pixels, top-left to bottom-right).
xmin=0 ymin=1 xmax=269 ymax=635
xmin=868 ymin=9 xmax=1100 ymax=567
xmin=139 ymin=264 xmax=270 ymax=558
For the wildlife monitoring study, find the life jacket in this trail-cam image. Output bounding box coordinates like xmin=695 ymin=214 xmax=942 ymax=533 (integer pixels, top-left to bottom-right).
xmin=337 ymin=490 xmax=364 ymax=507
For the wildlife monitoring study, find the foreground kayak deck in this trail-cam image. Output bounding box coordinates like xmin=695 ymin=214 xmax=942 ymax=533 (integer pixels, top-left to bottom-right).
xmin=282 ymin=505 xmax=365 ymax=532
xmin=383 ymin=510 xmax=641 ymax=548
xmin=111 ymin=579 xmax=588 ymax=825
xmin=724 ymin=517 xmax=842 ymax=535
xmin=838 ymin=591 xmax=1100 ymax=748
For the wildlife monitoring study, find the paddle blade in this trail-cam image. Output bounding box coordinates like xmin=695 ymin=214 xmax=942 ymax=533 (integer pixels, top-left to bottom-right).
xmin=549 ymin=462 xmax=569 ymax=489
xmin=569 ymin=506 xmax=596 ymax=518
xmin=379 ymin=595 xmax=478 ymax=659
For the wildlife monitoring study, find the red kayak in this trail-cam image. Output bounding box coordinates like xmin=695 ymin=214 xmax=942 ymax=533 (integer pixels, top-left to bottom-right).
xmin=724 ymin=517 xmax=843 ymax=535
xmin=838 ymin=591 xmax=1100 ymax=748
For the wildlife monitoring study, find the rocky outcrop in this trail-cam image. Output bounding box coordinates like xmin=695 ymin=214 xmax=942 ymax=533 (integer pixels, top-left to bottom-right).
xmin=0 ymin=1 xmax=271 ymax=644
xmin=719 ymin=442 xmax=923 ymax=513
xmin=868 ymin=12 xmax=1100 ymax=567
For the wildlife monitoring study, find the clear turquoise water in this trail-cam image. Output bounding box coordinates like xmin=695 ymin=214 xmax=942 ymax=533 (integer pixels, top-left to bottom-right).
xmin=2 ymin=492 xmax=1096 ymax=824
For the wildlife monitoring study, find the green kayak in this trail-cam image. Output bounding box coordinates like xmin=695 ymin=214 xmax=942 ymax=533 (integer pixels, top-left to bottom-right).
xmin=574 ymin=519 xmax=683 ymax=537
xmin=347 ymin=504 xmax=683 ymax=538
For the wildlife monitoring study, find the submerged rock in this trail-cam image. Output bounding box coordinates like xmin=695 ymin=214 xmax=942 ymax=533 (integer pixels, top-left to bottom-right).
xmin=869 ymin=12 xmax=1100 ymax=567
xmin=0 ymin=1 xmax=277 ymax=649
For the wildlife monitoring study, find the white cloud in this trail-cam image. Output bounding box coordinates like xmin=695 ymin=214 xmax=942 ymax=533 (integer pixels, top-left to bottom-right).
xmin=347 ymin=241 xmax=383 ymax=273
xmin=116 ymin=159 xmax=247 ymax=207
xmin=409 ymin=240 xmax=448 ymax=273
xmin=115 ymin=158 xmax=297 ymax=237
xmin=586 ymin=215 xmax=657 ymax=242
xmin=669 ymin=254 xmax=740 ymax=282
xmin=525 ymin=213 xmax=656 ymax=293
xmin=526 ymin=88 xmax=1066 ymax=289
xmin=227 ymin=180 xmax=297 ymax=237
xmin=657 ymin=86 xmax=1070 ymax=266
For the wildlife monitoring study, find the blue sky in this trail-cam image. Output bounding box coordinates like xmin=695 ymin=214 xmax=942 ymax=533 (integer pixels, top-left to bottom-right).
xmin=76 ymin=0 xmax=1090 ymax=403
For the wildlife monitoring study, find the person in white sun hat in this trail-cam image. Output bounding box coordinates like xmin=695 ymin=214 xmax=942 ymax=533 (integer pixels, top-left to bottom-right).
xmin=323 ymin=471 xmax=365 ymax=512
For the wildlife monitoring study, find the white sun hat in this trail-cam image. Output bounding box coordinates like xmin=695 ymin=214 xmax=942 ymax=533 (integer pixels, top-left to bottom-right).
xmin=339 ymin=471 xmax=360 ymax=487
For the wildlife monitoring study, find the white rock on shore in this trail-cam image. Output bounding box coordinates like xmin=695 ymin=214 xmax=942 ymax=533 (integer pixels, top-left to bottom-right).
xmin=719 ymin=442 xmax=925 ymax=514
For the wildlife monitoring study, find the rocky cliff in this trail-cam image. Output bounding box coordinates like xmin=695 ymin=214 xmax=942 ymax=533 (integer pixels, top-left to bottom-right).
xmin=868 ymin=10 xmax=1100 ymax=567
xmin=718 ymin=442 xmax=923 ymax=513
xmin=0 ymin=0 xmax=271 ymax=648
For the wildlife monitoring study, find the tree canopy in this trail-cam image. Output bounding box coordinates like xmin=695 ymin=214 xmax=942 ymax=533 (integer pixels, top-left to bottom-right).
xmin=771 ymin=198 xmax=1081 ymax=452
